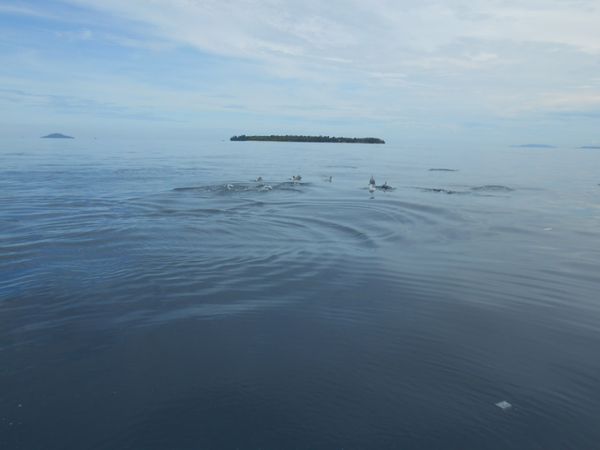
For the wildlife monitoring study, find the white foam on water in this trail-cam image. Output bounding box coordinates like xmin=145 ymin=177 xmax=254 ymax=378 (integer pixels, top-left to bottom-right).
xmin=495 ymin=401 xmax=512 ymax=410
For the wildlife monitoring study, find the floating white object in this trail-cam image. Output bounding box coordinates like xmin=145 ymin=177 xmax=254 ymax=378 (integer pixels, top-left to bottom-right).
xmin=543 ymin=227 xmax=553 ymax=231
xmin=495 ymin=401 xmax=512 ymax=410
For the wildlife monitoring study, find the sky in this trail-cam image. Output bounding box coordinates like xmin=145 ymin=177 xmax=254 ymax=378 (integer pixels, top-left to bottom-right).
xmin=0 ymin=0 xmax=599 ymax=144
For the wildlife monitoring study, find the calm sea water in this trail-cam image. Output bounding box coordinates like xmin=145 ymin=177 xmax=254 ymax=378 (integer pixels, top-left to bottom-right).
xmin=1 ymin=138 xmax=600 ymax=449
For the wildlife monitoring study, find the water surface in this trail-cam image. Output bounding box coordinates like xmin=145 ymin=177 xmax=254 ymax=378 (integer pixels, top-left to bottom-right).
xmin=1 ymin=138 xmax=600 ymax=449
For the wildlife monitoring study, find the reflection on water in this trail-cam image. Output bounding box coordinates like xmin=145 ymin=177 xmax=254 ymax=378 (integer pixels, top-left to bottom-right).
xmin=1 ymin=138 xmax=600 ymax=449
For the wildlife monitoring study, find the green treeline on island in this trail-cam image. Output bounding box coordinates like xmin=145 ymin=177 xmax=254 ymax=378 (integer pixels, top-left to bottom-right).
xmin=231 ymin=135 xmax=385 ymax=144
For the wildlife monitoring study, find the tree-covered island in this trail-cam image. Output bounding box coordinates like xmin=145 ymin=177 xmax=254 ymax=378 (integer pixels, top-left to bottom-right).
xmin=231 ymin=135 xmax=385 ymax=144
xmin=41 ymin=133 xmax=74 ymax=139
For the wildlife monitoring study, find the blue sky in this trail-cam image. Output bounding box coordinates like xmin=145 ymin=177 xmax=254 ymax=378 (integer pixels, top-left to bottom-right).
xmin=1 ymin=0 xmax=599 ymax=144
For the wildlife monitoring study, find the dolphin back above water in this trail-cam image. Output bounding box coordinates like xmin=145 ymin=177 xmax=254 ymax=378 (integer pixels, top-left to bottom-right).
xmin=368 ymin=175 xmax=393 ymax=192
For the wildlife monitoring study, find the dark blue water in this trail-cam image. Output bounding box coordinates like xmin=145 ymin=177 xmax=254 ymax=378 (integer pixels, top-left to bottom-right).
xmin=1 ymin=138 xmax=600 ymax=449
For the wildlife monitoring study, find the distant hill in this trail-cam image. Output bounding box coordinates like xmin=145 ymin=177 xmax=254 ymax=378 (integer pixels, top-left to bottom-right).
xmin=231 ymin=135 xmax=385 ymax=144
xmin=42 ymin=133 xmax=74 ymax=139
xmin=579 ymin=146 xmax=600 ymax=149
xmin=511 ymin=144 xmax=555 ymax=148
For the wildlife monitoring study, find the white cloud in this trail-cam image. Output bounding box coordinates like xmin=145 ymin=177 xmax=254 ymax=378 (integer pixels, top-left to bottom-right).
xmin=0 ymin=3 xmax=57 ymax=18
xmin=55 ymin=28 xmax=93 ymax=41
xmin=109 ymin=2 xmax=600 ymax=47
xmin=61 ymin=1 xmax=600 ymax=72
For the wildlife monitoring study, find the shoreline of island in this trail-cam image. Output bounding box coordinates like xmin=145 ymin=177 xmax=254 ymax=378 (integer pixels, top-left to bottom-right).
xmin=231 ymin=135 xmax=385 ymax=144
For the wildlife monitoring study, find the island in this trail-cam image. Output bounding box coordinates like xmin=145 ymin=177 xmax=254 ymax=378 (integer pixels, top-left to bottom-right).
xmin=511 ymin=144 xmax=555 ymax=148
xmin=231 ymin=135 xmax=385 ymax=144
xmin=579 ymin=146 xmax=600 ymax=149
xmin=41 ymin=133 xmax=74 ymax=139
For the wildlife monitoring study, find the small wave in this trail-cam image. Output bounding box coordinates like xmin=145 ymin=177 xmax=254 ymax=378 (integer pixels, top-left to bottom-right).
xmin=429 ymin=168 xmax=458 ymax=172
xmin=364 ymin=185 xmax=395 ymax=192
xmin=173 ymin=181 xmax=310 ymax=194
xmin=418 ymin=185 xmax=514 ymax=195
xmin=418 ymin=187 xmax=464 ymax=195
xmin=471 ymin=185 xmax=514 ymax=192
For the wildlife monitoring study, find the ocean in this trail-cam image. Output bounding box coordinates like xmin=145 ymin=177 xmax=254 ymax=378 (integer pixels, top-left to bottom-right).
xmin=1 ymin=138 xmax=599 ymax=449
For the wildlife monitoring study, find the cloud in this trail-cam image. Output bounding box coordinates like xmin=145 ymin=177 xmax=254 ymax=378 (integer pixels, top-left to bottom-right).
xmin=57 ymin=1 xmax=600 ymax=109
xmin=0 ymin=86 xmax=175 ymax=121
xmin=62 ymin=1 xmax=600 ymax=61
xmin=0 ymin=3 xmax=57 ymax=19
xmin=55 ymin=28 xmax=93 ymax=41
